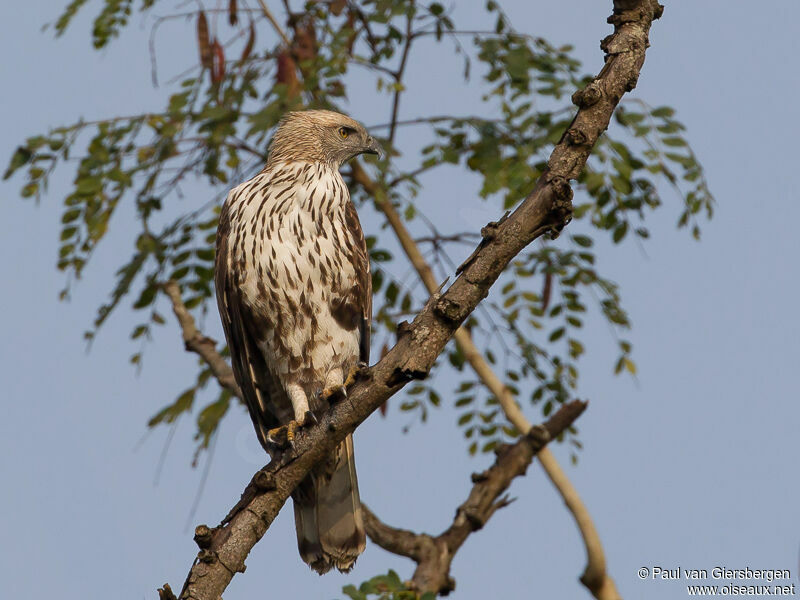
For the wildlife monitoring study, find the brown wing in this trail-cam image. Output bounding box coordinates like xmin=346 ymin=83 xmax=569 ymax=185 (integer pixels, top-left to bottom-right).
xmin=215 ymin=202 xmax=286 ymax=449
xmin=344 ymin=199 xmax=371 ymax=364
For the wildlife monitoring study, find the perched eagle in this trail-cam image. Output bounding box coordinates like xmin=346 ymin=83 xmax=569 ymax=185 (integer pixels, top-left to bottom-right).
xmin=214 ymin=110 xmax=381 ymax=573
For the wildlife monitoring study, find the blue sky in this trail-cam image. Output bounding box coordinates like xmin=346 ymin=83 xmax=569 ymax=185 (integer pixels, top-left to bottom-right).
xmin=2 ymin=2 xmax=798 ymax=599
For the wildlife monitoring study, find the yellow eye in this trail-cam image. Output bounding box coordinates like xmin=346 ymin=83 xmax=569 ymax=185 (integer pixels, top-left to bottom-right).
xmin=338 ymin=127 xmax=350 ymax=139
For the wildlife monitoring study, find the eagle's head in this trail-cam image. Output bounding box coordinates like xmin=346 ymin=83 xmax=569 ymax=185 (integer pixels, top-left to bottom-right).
xmin=267 ymin=109 xmax=383 ymax=168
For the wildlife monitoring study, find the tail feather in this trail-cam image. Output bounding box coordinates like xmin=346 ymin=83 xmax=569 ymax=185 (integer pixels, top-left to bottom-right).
xmin=293 ymin=434 xmax=366 ymax=574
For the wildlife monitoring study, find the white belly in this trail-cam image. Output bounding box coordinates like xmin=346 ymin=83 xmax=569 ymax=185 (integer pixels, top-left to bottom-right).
xmin=230 ymin=168 xmax=361 ymax=392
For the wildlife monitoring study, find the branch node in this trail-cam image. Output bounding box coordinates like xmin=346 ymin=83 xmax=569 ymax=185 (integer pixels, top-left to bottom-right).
xmin=462 ymin=507 xmax=485 ymax=531
xmin=526 ymin=424 xmax=552 ymax=447
xmin=434 ymin=296 xmax=466 ymax=324
xmin=566 ymin=127 xmax=590 ymax=146
xmin=543 ymin=174 xmax=574 ymax=239
xmin=396 ymin=320 xmax=413 ymax=340
xmin=470 ymin=470 xmax=489 ymax=483
xmin=607 ymin=10 xmax=642 ymax=26
xmin=456 ymin=212 xmax=511 ymax=275
xmin=571 ymin=82 xmax=603 ymax=108
xmin=253 ymin=470 xmax=276 ymax=491
xmin=157 ymin=583 xmax=178 ymax=600
xmin=493 ymin=442 xmax=513 ymax=458
xmin=493 ymin=494 xmax=516 ymax=511
xmin=480 ymin=224 xmax=495 ymax=238
xmin=386 ymin=365 xmax=428 ymax=387
xmin=193 ymin=525 xmax=214 ymax=549
xmin=197 ymin=549 xmax=217 ymax=564
xmin=442 ymin=576 xmax=456 ymax=596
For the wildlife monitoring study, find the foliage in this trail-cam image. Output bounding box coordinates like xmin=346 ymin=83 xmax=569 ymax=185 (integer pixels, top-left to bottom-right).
xmin=5 ymin=0 xmax=712 ymax=465
xmin=342 ymin=570 xmax=434 ymax=600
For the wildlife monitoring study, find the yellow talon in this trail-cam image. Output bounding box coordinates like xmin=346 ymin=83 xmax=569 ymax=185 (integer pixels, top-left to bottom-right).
xmin=320 ymin=365 xmax=366 ymax=402
xmin=343 ymin=365 xmax=360 ymax=388
xmin=320 ymin=385 xmax=344 ymax=402
xmin=266 ymin=420 xmax=299 ymax=447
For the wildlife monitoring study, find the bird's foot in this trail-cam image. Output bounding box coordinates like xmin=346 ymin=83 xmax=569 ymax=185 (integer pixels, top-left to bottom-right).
xmin=320 ymin=364 xmax=370 ymax=403
xmin=303 ymin=410 xmax=318 ymax=426
xmin=266 ymin=420 xmax=299 ymax=448
xmin=266 ymin=411 xmax=318 ymax=450
xmin=320 ymin=383 xmax=347 ymax=403
xmin=344 ymin=363 xmax=368 ymax=387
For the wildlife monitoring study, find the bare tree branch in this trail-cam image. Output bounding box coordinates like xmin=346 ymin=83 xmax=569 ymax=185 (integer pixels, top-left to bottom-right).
xmin=364 ymin=399 xmax=588 ymax=595
xmin=162 ymin=281 xmax=241 ymax=399
xmin=360 ymin=506 xmax=425 ymax=562
xmin=164 ymin=1 xmax=662 ymax=597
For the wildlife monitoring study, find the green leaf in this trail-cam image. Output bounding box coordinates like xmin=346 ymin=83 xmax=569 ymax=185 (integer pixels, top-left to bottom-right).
xmin=662 ymin=136 xmax=688 ymax=147
xmin=3 ymin=146 xmax=33 ymax=179
xmin=342 ymin=585 xmax=367 ymax=600
xmin=650 ymin=106 xmax=675 ymax=118
xmin=458 ymin=412 xmax=474 ymax=426
xmin=61 ymin=208 xmax=82 ymax=223
xmin=148 ymin=388 xmax=194 ymax=427
xmin=612 ymin=222 xmax=628 ymax=243
xmin=624 ymin=357 xmax=637 ymax=375
xmin=572 ymin=234 xmax=593 ymax=248
xmin=76 ymin=177 xmax=102 ymax=195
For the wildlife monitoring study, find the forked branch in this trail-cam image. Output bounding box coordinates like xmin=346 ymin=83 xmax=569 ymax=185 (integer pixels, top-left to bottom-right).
xmin=364 ymin=400 xmax=588 ymax=595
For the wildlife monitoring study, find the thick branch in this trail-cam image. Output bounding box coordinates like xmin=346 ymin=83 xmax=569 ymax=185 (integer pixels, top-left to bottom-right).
xmin=168 ymin=2 xmax=661 ymax=597
xmin=162 ymin=281 xmax=241 ymax=399
xmin=364 ymin=400 xmax=588 ymax=595
xmin=361 ymin=505 xmax=424 ymax=562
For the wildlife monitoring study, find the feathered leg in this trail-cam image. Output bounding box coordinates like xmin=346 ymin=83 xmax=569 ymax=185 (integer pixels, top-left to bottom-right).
xmin=267 ymin=382 xmax=313 ymax=445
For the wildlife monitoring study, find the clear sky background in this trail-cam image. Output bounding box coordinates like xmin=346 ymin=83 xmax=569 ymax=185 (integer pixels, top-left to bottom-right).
xmin=2 ymin=2 xmax=798 ymax=599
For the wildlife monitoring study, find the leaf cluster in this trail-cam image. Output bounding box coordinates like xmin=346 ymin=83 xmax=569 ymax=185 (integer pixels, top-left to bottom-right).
xmin=342 ymin=570 xmax=434 ymax=600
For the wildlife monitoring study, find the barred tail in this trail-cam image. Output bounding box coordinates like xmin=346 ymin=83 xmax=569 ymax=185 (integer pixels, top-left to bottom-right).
xmin=292 ymin=434 xmax=366 ymax=574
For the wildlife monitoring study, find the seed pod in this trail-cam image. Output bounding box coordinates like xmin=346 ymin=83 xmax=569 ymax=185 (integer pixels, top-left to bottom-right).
xmin=239 ymin=20 xmax=255 ymax=64
xmin=211 ymin=38 xmax=226 ymax=84
xmin=541 ymin=270 xmax=552 ymax=312
xmin=228 ymin=0 xmax=238 ymax=26
xmin=197 ymin=11 xmax=213 ymax=69
xmin=275 ymin=49 xmax=300 ymax=98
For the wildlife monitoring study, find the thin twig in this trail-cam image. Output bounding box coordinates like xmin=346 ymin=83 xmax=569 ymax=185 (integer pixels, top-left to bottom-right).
xmin=387 ymin=10 xmax=415 ymax=146
xmin=257 ymin=0 xmax=291 ymax=47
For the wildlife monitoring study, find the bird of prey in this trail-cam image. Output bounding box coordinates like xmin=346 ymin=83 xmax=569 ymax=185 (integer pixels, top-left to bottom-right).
xmin=214 ymin=110 xmax=381 ymax=574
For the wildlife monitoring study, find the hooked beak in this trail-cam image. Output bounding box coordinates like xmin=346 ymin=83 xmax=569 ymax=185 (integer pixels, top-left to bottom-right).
xmin=363 ymin=135 xmax=383 ymax=158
